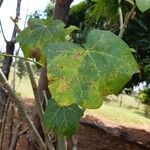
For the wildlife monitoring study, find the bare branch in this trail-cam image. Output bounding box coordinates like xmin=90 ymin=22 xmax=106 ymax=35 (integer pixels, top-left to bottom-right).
xmin=118 ymin=0 xmax=124 ymax=38
xmin=0 ymin=53 xmax=44 ymax=67
xmin=25 ymin=62 xmax=44 ymax=119
xmin=0 ymin=69 xmax=47 ymax=150
xmin=0 ymin=100 xmax=9 ymax=150
xmin=9 ymin=122 xmax=21 ymax=150
xmin=18 ymin=127 xmax=29 ymax=136
xmin=118 ymin=5 xmax=135 ymax=38
xmin=11 ymin=0 xmax=22 ymax=42
xmin=0 ymin=20 xmax=7 ymax=42
xmin=0 ymin=0 xmax=4 ymax=7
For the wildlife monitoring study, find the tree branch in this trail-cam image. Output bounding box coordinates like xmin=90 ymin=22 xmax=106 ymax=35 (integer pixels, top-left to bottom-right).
xmin=118 ymin=0 xmax=135 ymax=38
xmin=0 ymin=0 xmax=4 ymax=7
xmin=0 ymin=53 xmax=44 ymax=67
xmin=25 ymin=62 xmax=44 ymax=119
xmin=119 ymin=6 xmax=135 ymax=38
xmin=11 ymin=0 xmax=22 ymax=42
xmin=9 ymin=122 xmax=21 ymax=150
xmin=0 ymin=20 xmax=7 ymax=42
xmin=118 ymin=0 xmax=124 ymax=38
xmin=0 ymin=69 xmax=46 ymax=150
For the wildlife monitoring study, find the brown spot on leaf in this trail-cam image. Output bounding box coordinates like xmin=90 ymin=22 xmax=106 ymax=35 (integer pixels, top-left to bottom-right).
xmin=31 ymin=47 xmax=41 ymax=61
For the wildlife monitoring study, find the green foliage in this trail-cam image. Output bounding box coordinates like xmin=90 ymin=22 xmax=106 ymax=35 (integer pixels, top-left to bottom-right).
xmin=43 ymin=100 xmax=83 ymax=136
xmin=136 ymin=0 xmax=150 ymax=12
xmin=139 ymin=88 xmax=150 ymax=104
xmin=87 ymin=0 xmax=118 ymax=23
xmin=64 ymin=25 xmax=79 ymax=37
xmin=45 ymin=2 xmax=54 ymax=16
xmin=144 ymin=65 xmax=150 ymax=83
xmin=45 ymin=29 xmax=138 ymax=108
xmin=17 ymin=18 xmax=138 ymax=136
xmin=144 ymin=105 xmax=150 ymax=117
xmin=124 ymin=9 xmax=150 ymax=73
xmin=17 ymin=18 xmax=65 ymax=63
xmin=138 ymin=88 xmax=150 ymax=117
xmin=16 ymin=59 xmax=26 ymax=79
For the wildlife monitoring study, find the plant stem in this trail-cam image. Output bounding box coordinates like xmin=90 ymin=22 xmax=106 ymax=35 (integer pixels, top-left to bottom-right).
xmin=0 ymin=69 xmax=46 ymax=150
xmin=25 ymin=62 xmax=44 ymax=119
xmin=26 ymin=62 xmax=55 ymax=150
xmin=0 ymin=53 xmax=44 ymax=67
xmin=0 ymin=20 xmax=7 ymax=42
xmin=9 ymin=122 xmax=21 ymax=150
xmin=118 ymin=0 xmax=135 ymax=38
xmin=118 ymin=0 xmax=124 ymax=38
xmin=56 ymin=135 xmax=67 ymax=150
xmin=0 ymin=0 xmax=4 ymax=7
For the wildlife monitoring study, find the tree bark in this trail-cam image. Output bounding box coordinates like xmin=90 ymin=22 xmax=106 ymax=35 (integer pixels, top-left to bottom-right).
xmin=53 ymin=0 xmax=73 ymax=24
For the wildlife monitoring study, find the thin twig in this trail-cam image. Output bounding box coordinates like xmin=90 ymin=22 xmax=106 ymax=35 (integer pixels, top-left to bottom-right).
xmin=118 ymin=0 xmax=136 ymax=38
xmin=56 ymin=135 xmax=67 ymax=150
xmin=11 ymin=0 xmax=22 ymax=42
xmin=26 ymin=63 xmax=54 ymax=150
xmin=118 ymin=0 xmax=124 ymax=38
xmin=25 ymin=62 xmax=44 ymax=119
xmin=0 ymin=20 xmax=7 ymax=42
xmin=0 ymin=53 xmax=44 ymax=67
xmin=0 ymin=0 xmax=4 ymax=7
xmin=0 ymin=69 xmax=47 ymax=150
xmin=9 ymin=122 xmax=21 ymax=150
xmin=0 ymin=101 xmax=10 ymax=150
xmin=18 ymin=127 xmax=29 ymax=136
xmin=43 ymin=90 xmax=48 ymax=107
xmin=7 ymin=103 xmax=14 ymax=147
xmin=11 ymin=48 xmax=20 ymax=91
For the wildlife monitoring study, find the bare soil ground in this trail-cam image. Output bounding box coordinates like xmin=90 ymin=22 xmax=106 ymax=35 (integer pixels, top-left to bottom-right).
xmin=2 ymin=99 xmax=150 ymax=150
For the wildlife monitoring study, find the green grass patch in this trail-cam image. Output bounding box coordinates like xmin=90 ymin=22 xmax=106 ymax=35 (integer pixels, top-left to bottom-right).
xmin=86 ymin=100 xmax=150 ymax=125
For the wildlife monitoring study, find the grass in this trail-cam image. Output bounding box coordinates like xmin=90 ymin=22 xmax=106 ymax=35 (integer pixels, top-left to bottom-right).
xmin=9 ymin=68 xmax=35 ymax=98
xmin=85 ymin=96 xmax=150 ymax=126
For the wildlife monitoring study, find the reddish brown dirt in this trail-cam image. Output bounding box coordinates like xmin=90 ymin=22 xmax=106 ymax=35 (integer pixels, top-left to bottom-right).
xmin=2 ymin=98 xmax=150 ymax=150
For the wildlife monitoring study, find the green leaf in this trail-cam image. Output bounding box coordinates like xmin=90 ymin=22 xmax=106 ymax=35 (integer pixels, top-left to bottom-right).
xmin=46 ymin=42 xmax=84 ymax=106
xmin=87 ymin=0 xmax=118 ymax=23
xmin=78 ymin=29 xmax=138 ymax=108
xmin=45 ymin=29 xmax=138 ymax=109
xmin=43 ymin=100 xmax=83 ymax=137
xmin=65 ymin=25 xmax=79 ymax=36
xmin=136 ymin=0 xmax=150 ymax=12
xmin=17 ymin=18 xmax=65 ymax=61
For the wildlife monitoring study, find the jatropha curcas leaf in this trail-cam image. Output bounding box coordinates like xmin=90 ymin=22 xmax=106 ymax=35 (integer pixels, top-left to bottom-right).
xmin=43 ymin=100 xmax=84 ymax=137
xmin=45 ymin=29 xmax=139 ymax=109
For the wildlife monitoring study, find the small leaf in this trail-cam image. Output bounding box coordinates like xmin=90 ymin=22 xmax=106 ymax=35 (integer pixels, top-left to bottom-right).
xmin=43 ymin=100 xmax=83 ymax=137
xmin=65 ymin=25 xmax=79 ymax=36
xmin=136 ymin=0 xmax=150 ymax=12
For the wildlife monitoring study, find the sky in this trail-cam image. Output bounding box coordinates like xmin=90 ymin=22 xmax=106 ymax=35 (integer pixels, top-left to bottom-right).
xmin=0 ymin=0 xmax=82 ymax=51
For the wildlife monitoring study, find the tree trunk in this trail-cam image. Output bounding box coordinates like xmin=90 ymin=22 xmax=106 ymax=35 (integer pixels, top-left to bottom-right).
xmin=53 ymin=0 xmax=73 ymax=24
